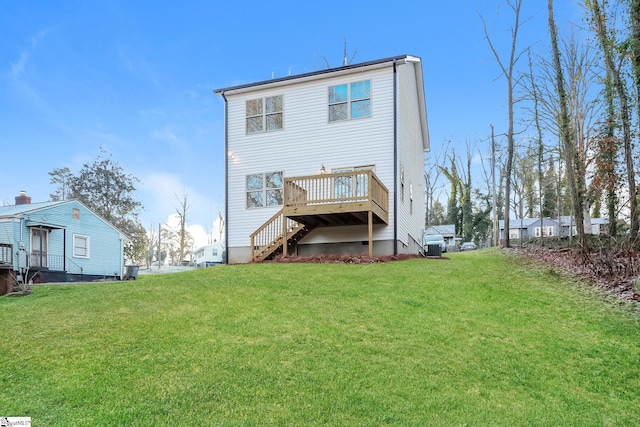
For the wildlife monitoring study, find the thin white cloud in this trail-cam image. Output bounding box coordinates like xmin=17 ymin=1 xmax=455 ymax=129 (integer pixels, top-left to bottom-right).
xmin=10 ymin=51 xmax=29 ymax=80
xmin=151 ymin=125 xmax=178 ymax=143
xmin=139 ymin=108 xmax=166 ymax=117
xmin=82 ymin=128 xmax=123 ymax=146
xmin=9 ymin=28 xmax=49 ymax=80
xmin=117 ymin=46 xmax=161 ymax=87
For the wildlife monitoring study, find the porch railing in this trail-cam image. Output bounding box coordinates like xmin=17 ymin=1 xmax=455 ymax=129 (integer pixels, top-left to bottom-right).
xmin=28 ymin=252 xmax=84 ymax=274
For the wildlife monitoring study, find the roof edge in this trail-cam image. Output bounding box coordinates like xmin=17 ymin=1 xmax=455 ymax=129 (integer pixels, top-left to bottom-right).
xmin=214 ymin=54 xmax=416 ymax=95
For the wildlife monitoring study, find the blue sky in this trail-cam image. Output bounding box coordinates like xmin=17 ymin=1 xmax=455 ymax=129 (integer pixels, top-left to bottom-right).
xmin=1 ymin=0 xmax=581 ymax=246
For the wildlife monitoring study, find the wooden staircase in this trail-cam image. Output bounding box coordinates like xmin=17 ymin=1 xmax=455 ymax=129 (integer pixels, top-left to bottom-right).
xmin=250 ymin=210 xmax=315 ymax=262
xmin=249 ymin=170 xmax=390 ymax=261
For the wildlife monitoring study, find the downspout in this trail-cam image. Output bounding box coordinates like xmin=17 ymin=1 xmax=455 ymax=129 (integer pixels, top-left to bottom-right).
xmin=221 ymin=91 xmax=229 ymax=264
xmin=63 ymin=229 xmax=66 ymax=272
xmin=393 ymin=59 xmax=398 ymax=255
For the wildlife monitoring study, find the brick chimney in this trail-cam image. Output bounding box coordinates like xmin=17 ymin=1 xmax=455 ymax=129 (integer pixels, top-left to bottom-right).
xmin=15 ymin=191 xmax=31 ymax=205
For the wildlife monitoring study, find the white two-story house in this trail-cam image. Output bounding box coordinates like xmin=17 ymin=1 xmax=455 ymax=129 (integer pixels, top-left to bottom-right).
xmin=214 ymin=55 xmax=430 ymax=263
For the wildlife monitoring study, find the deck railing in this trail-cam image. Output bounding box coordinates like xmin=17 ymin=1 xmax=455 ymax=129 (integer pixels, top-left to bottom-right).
xmin=284 ymin=170 xmax=388 ymax=213
xmin=250 ymin=211 xmax=306 ymax=261
xmin=250 ymin=171 xmax=389 ymax=262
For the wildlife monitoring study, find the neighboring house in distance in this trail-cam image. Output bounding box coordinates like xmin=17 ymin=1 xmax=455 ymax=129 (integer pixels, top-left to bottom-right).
xmin=193 ymin=240 xmax=225 ymax=268
xmin=0 ymin=191 xmax=128 ymax=289
xmin=215 ymin=55 xmax=429 ymax=263
xmin=424 ymin=224 xmax=456 ymax=248
xmin=498 ymin=216 xmax=609 ymax=241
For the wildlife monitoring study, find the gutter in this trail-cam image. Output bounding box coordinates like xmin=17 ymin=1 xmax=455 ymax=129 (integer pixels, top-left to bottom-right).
xmin=393 ymin=59 xmax=398 ymax=255
xmin=221 ymin=91 xmax=229 ymax=264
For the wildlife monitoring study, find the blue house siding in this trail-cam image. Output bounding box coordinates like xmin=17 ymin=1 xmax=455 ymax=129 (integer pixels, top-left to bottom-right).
xmin=0 ymin=198 xmax=127 ymax=282
xmin=63 ymin=202 xmax=124 ymax=276
xmin=0 ymin=218 xmax=22 ymax=269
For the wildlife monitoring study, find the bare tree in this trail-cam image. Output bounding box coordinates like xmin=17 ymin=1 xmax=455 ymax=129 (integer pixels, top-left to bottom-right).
xmin=145 ymin=222 xmax=160 ymax=269
xmin=587 ymin=0 xmax=638 ymax=241
xmin=524 ymin=51 xmax=547 ymax=246
xmin=424 ymin=142 xmax=448 ymax=228
xmin=548 ymin=0 xmax=587 ymax=252
xmin=318 ymin=37 xmax=358 ymax=69
xmin=174 ymin=189 xmax=194 ymax=265
xmin=481 ymin=0 xmax=526 ymax=248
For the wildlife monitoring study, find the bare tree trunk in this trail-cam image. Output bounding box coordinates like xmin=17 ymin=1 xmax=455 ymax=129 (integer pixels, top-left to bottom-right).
xmin=603 ymin=73 xmax=618 ymax=237
xmin=589 ymin=0 xmax=638 ymax=242
xmin=175 ymin=189 xmax=193 ymax=264
xmin=526 ymin=52 xmax=546 ymax=247
xmin=629 ymin=0 xmax=640 ymax=241
xmin=491 ymin=125 xmax=499 ymax=247
xmin=481 ymin=0 xmax=524 ymax=248
xmin=548 ymin=0 xmax=587 ymax=252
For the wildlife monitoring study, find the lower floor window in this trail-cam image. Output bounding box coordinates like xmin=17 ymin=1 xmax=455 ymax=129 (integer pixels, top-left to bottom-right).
xmin=246 ymin=171 xmax=284 ymax=208
xmin=73 ymin=234 xmax=90 ymax=258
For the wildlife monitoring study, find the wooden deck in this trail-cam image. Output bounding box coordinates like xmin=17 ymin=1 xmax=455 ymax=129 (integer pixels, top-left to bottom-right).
xmin=283 ymin=170 xmax=389 ymax=226
xmin=251 ymin=171 xmax=389 ymax=261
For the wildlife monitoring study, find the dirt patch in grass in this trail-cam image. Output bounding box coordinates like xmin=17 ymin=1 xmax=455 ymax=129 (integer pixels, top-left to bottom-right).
xmin=506 ymin=247 xmax=640 ymax=302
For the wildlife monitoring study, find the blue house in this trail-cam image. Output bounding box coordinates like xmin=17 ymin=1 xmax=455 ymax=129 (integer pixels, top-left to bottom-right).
xmin=0 ymin=192 xmax=128 ymax=289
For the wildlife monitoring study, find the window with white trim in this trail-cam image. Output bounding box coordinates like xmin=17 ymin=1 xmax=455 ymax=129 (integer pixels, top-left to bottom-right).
xmin=73 ymin=234 xmax=90 ymax=258
xmin=534 ymin=226 xmax=555 ymax=237
xmin=246 ymin=171 xmax=284 ymax=208
xmin=246 ymin=95 xmax=283 ymax=134
xmin=328 ymin=80 xmax=371 ymax=122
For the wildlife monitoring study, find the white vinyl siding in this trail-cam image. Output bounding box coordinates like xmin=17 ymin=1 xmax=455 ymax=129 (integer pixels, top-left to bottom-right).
xmin=224 ymin=58 xmax=428 ymax=261
xmin=396 ymin=62 xmax=427 ymax=250
xmin=226 ymin=68 xmax=396 ymax=251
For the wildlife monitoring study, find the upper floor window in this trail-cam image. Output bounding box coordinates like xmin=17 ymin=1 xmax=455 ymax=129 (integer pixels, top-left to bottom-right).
xmin=328 ymin=80 xmax=371 ymax=122
xmin=246 ymin=95 xmax=283 ymax=134
xmin=246 ymin=171 xmax=284 ymax=208
xmin=72 ymin=208 xmax=80 ymax=220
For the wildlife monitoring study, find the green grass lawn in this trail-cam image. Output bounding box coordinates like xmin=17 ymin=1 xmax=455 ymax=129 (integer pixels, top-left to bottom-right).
xmin=1 ymin=248 xmax=639 ymax=425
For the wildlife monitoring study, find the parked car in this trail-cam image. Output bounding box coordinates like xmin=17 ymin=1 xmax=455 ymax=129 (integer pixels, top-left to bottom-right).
xmin=460 ymin=242 xmax=477 ymax=251
xmin=424 ymin=234 xmax=447 ymax=253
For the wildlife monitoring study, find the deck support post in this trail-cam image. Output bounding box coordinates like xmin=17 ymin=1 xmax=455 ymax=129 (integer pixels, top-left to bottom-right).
xmin=282 ymin=213 xmax=288 ymax=257
xmin=250 ymin=235 xmax=255 ymax=262
xmin=368 ymin=210 xmax=373 ymax=257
